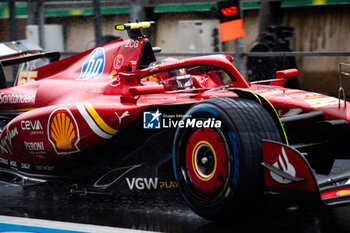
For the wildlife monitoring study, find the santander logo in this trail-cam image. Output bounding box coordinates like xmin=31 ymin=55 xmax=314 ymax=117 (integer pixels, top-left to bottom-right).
xmin=270 ymin=147 xmax=296 ymax=184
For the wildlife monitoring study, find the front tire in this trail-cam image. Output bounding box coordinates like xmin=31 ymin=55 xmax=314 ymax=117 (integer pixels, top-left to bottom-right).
xmin=173 ymin=97 xmax=281 ymax=220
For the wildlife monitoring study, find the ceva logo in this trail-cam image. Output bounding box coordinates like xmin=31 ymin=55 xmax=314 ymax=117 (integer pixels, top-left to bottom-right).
xmin=270 ymin=147 xmax=296 ymax=184
xmin=78 ymin=47 xmax=105 ymax=80
xmin=143 ymin=110 xmax=162 ymax=129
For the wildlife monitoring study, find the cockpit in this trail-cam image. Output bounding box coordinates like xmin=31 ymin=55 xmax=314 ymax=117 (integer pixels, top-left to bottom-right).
xmin=140 ymin=58 xmax=237 ymax=91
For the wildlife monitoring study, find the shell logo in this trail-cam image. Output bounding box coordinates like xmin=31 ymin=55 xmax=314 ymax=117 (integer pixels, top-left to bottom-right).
xmin=48 ymin=108 xmax=80 ymax=155
xmin=336 ymin=190 xmax=350 ymax=196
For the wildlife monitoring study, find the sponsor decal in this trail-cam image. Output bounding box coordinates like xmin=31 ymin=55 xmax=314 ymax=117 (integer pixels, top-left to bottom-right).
xmin=143 ymin=110 xmax=222 ymax=129
xmin=262 ymin=90 xmax=342 ymax=108
xmin=48 ymin=108 xmax=80 ymax=155
xmin=0 ymin=158 xmax=40 ymax=170
xmin=24 ymin=141 xmax=45 ymax=151
xmin=0 ymin=126 xmax=18 ymax=155
xmin=21 ymin=163 xmax=31 ymax=169
xmin=91 ymin=88 xmax=103 ymax=93
xmin=0 ymin=157 xmax=8 ymax=165
xmin=115 ymin=111 xmax=129 ymax=124
xmin=150 ymin=67 xmax=159 ymax=73
xmin=78 ymin=47 xmax=105 ymax=80
xmin=35 ymin=165 xmax=54 ymax=171
xmin=199 ymin=76 xmax=209 ymax=84
xmin=77 ymin=102 xmax=118 ymax=139
xmin=16 ymin=71 xmax=38 ymax=86
xmin=255 ymin=89 xmax=299 ymax=96
xmin=0 ymin=157 xmax=53 ymax=171
xmin=0 ymin=158 xmax=34 ymax=170
xmin=125 ymin=39 xmax=139 ymax=48
xmin=113 ymin=54 xmax=124 ymax=70
xmin=10 ymin=160 xmax=17 ymax=167
xmin=286 ymin=92 xmax=320 ymax=99
xmin=21 ymin=120 xmax=43 ymax=135
xmin=126 ymin=177 xmax=178 ymax=190
xmin=336 ymin=190 xmax=350 ymax=196
xmin=278 ymin=109 xmax=284 ymax=117
xmin=108 ymin=74 xmax=121 ymax=87
xmin=0 ymin=93 xmax=34 ymax=104
xmin=34 ymin=154 xmax=45 ymax=159
xmin=305 ymin=97 xmax=341 ymax=108
xmin=149 ymin=60 xmax=185 ymax=73
xmin=270 ymin=147 xmax=296 ymax=184
xmin=159 ymin=181 xmax=178 ymax=189
xmin=278 ymin=91 xmax=343 ymax=108
xmin=323 ymin=188 xmax=350 ymax=199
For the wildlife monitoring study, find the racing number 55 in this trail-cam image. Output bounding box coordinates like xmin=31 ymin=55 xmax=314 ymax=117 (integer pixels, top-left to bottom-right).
xmin=16 ymin=71 xmax=38 ymax=86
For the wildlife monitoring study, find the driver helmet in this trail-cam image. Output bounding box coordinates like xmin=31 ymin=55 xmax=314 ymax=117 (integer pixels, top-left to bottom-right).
xmin=149 ymin=58 xmax=192 ymax=90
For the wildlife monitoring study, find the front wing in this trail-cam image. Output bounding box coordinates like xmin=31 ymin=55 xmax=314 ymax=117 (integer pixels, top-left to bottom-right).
xmin=262 ymin=140 xmax=350 ymax=206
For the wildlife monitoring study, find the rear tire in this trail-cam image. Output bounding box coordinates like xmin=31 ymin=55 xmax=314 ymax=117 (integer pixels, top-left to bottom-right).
xmin=173 ymin=97 xmax=281 ymax=220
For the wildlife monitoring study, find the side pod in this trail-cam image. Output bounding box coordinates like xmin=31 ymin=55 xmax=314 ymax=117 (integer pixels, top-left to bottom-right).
xmin=262 ymin=140 xmax=350 ymax=206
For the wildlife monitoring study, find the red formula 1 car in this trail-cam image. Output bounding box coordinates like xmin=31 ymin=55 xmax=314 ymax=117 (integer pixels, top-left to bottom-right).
xmin=0 ymin=21 xmax=349 ymax=219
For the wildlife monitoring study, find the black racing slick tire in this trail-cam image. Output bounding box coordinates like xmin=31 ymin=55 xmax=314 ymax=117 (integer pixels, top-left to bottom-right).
xmin=173 ymin=97 xmax=281 ymax=220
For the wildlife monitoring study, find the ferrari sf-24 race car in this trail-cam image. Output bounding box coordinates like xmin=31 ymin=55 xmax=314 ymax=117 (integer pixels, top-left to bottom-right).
xmin=0 ymin=21 xmax=349 ymax=219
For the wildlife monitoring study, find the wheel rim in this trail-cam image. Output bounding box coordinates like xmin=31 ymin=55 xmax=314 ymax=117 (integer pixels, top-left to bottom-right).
xmin=193 ymin=142 xmax=216 ymax=180
xmin=185 ymin=128 xmax=228 ymax=195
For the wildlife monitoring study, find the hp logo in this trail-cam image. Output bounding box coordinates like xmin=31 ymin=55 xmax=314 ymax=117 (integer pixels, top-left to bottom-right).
xmin=78 ymin=47 xmax=105 ymax=80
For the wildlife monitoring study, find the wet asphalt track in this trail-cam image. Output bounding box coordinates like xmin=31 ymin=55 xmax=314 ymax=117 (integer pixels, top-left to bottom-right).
xmin=0 ymin=160 xmax=350 ymax=233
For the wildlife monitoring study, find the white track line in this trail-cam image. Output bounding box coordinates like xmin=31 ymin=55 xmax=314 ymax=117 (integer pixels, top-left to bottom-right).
xmin=0 ymin=215 xmax=157 ymax=233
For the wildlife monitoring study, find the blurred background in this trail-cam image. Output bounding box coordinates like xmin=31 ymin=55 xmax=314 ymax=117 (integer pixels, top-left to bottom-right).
xmin=0 ymin=0 xmax=350 ymax=95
